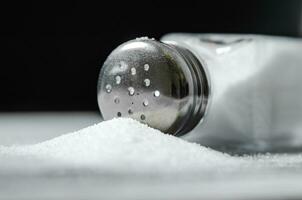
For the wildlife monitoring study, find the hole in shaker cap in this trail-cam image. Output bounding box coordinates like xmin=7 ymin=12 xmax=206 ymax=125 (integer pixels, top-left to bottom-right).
xmin=144 ymin=79 xmax=150 ymax=87
xmin=140 ymin=114 xmax=146 ymax=120
xmin=115 ymin=75 xmax=121 ymax=85
xmin=117 ymin=112 xmax=122 ymax=117
xmin=143 ymin=100 xmax=148 ymax=107
xmin=114 ymin=97 xmax=120 ymax=104
xmin=105 ymin=84 xmax=112 ymax=93
xmin=153 ymin=90 xmax=160 ymax=97
xmin=144 ymin=64 xmax=149 ymax=71
xmin=128 ymin=87 xmax=135 ymax=96
xmin=130 ymin=67 xmax=136 ymax=75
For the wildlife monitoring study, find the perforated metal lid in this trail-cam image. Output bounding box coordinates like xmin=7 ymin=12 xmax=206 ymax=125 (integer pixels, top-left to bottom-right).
xmin=97 ymin=38 xmax=209 ymax=136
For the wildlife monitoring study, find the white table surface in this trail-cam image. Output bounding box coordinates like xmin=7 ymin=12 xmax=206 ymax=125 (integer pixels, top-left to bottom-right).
xmin=0 ymin=112 xmax=101 ymax=146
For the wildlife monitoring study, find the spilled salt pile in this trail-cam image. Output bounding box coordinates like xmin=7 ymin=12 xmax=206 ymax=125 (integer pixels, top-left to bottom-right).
xmin=1 ymin=118 xmax=302 ymax=200
xmin=0 ymin=118 xmax=241 ymax=173
xmin=2 ymin=118 xmax=302 ymax=176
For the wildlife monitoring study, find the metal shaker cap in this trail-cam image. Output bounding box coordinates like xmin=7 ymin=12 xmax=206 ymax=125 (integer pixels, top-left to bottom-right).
xmin=97 ymin=38 xmax=209 ymax=136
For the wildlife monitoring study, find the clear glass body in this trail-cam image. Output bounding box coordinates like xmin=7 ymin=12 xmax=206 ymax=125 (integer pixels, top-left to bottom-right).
xmin=162 ymin=33 xmax=302 ymax=153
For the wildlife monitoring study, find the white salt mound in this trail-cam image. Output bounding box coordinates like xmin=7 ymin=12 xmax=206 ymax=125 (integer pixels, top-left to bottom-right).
xmin=1 ymin=118 xmax=302 ymax=200
xmin=2 ymin=118 xmax=302 ymax=175
xmin=0 ymin=118 xmax=238 ymax=173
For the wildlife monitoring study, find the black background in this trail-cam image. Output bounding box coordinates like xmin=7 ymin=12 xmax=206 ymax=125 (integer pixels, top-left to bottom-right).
xmin=0 ymin=1 xmax=301 ymax=111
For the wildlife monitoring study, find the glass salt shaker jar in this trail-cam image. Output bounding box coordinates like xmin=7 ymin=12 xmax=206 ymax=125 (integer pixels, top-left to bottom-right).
xmin=97 ymin=33 xmax=302 ymax=153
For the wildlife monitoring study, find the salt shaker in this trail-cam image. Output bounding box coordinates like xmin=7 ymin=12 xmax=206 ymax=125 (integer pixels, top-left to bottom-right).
xmin=97 ymin=33 xmax=302 ymax=153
